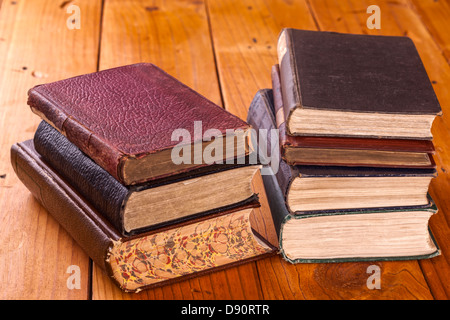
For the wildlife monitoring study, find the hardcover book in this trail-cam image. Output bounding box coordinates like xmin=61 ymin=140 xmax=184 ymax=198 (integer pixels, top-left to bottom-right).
xmin=27 ymin=63 xmax=251 ymax=186
xmin=271 ymin=64 xmax=436 ymax=169
xmin=247 ymin=89 xmax=437 ymax=214
xmin=34 ymin=121 xmax=261 ymax=236
xmin=277 ymin=29 xmax=442 ymax=139
xmin=262 ymin=167 xmax=440 ymax=263
xmin=11 ymin=140 xmax=277 ymax=292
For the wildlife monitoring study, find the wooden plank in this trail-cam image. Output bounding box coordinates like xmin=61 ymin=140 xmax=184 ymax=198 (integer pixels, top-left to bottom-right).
xmin=306 ymin=0 xmax=450 ymax=300
xmin=206 ymin=0 xmax=436 ymax=299
xmin=421 ymin=120 xmax=450 ymax=299
xmin=405 ymin=0 xmax=450 ymax=297
xmin=0 ymin=0 xmax=102 ymax=299
xmin=409 ymin=0 xmax=450 ymax=64
xmin=205 ymin=0 xmax=317 ymax=120
xmin=92 ymin=0 xmax=271 ymax=299
xmin=99 ymin=0 xmax=222 ymax=106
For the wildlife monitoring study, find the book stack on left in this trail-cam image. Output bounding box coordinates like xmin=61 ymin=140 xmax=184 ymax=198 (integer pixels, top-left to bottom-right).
xmin=11 ymin=63 xmax=276 ymax=293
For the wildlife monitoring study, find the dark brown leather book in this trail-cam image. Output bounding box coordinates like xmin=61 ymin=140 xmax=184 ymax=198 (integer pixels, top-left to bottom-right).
xmin=277 ymin=29 xmax=442 ymax=139
xmin=261 ymin=168 xmax=439 ymax=263
xmin=271 ymin=64 xmax=436 ymax=168
xmin=11 ymin=139 xmax=277 ymax=293
xmin=33 ymin=120 xmax=261 ymax=236
xmin=28 ymin=63 xmax=251 ymax=186
xmin=247 ymin=89 xmax=437 ymax=214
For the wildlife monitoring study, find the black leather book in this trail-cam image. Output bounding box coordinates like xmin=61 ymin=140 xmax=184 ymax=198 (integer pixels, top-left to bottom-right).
xmin=277 ymin=29 xmax=442 ymax=139
xmin=34 ymin=121 xmax=261 ymax=236
xmin=261 ymin=167 xmax=439 ymax=263
xmin=247 ymin=89 xmax=437 ymax=214
xmin=271 ymin=64 xmax=436 ymax=168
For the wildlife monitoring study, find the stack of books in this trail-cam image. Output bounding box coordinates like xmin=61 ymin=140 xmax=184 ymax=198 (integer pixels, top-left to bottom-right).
xmin=247 ymin=29 xmax=442 ymax=263
xmin=11 ymin=63 xmax=276 ymax=292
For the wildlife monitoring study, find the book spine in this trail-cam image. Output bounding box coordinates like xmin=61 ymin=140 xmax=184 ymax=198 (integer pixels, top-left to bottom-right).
xmin=271 ymin=64 xmax=291 ymax=160
xmin=277 ymin=28 xmax=300 ymax=133
xmin=27 ymin=88 xmax=125 ymax=184
xmin=261 ymin=171 xmax=290 ymax=239
xmin=34 ymin=121 xmax=129 ymax=234
xmin=10 ymin=141 xmax=118 ymax=273
xmin=246 ymin=89 xmax=296 ymax=209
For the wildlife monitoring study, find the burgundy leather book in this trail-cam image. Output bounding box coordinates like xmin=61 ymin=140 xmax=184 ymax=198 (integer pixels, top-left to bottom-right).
xmin=11 ymin=139 xmax=277 ymax=293
xmin=247 ymin=89 xmax=437 ymax=214
xmin=277 ymin=29 xmax=442 ymax=139
xmin=271 ymin=64 xmax=436 ymax=169
xmin=27 ymin=63 xmax=251 ymax=186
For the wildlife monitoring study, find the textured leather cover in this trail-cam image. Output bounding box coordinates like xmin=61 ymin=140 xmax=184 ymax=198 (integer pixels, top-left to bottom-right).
xmin=271 ymin=64 xmax=436 ymax=163
xmin=11 ymin=140 xmax=276 ymax=292
xmin=278 ymin=29 xmax=442 ymax=121
xmin=261 ymin=167 xmax=440 ymax=264
xmin=27 ymin=63 xmax=250 ymax=185
xmin=247 ymin=89 xmax=437 ymax=214
xmin=34 ymin=120 xmax=259 ymax=236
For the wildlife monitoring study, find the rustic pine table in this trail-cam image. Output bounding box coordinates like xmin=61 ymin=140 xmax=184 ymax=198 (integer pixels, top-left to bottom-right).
xmin=0 ymin=0 xmax=448 ymax=300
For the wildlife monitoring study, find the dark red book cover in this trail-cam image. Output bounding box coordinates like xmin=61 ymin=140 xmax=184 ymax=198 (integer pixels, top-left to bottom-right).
xmin=28 ymin=63 xmax=250 ymax=185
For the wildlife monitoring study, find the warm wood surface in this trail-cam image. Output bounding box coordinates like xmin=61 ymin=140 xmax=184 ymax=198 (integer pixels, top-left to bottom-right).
xmin=0 ymin=0 xmax=448 ymax=300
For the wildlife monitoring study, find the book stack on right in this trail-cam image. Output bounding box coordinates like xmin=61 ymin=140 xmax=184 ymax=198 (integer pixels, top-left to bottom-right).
xmin=248 ymin=29 xmax=443 ymax=263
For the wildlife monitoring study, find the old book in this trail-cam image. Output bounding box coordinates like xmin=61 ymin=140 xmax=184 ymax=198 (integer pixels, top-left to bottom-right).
xmin=247 ymin=89 xmax=437 ymax=214
xmin=34 ymin=120 xmax=261 ymax=236
xmin=276 ymin=165 xmax=436 ymax=213
xmin=271 ymin=64 xmax=436 ymax=168
xmin=28 ymin=63 xmax=251 ymax=186
xmin=262 ymin=168 xmax=440 ymax=263
xmin=277 ymin=29 xmax=442 ymax=139
xmin=11 ymin=139 xmax=277 ymax=293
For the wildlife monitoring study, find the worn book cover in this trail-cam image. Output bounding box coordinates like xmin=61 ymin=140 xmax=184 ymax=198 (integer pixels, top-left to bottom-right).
xmin=247 ymin=88 xmax=437 ymax=214
xmin=28 ymin=63 xmax=251 ymax=185
xmin=277 ymin=29 xmax=442 ymax=139
xmin=271 ymin=64 xmax=436 ymax=168
xmin=11 ymin=140 xmax=277 ymax=292
xmin=261 ymin=168 xmax=439 ymax=264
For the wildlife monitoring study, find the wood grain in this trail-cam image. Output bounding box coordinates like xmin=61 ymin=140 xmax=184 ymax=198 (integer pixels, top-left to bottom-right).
xmin=1 ymin=0 xmax=449 ymax=300
xmin=410 ymin=0 xmax=450 ymax=64
xmin=0 ymin=0 xmax=102 ymax=299
xmin=99 ymin=0 xmax=222 ymax=106
xmin=408 ymin=0 xmax=450 ymax=299
xmin=206 ymin=0 xmax=317 ymax=120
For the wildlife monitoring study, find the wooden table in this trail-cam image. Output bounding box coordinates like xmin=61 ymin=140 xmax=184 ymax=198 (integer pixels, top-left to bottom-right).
xmin=0 ymin=0 xmax=449 ymax=300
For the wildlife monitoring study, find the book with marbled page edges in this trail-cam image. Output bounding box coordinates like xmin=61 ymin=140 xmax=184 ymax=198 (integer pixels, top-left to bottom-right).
xmin=11 ymin=140 xmax=277 ymax=292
